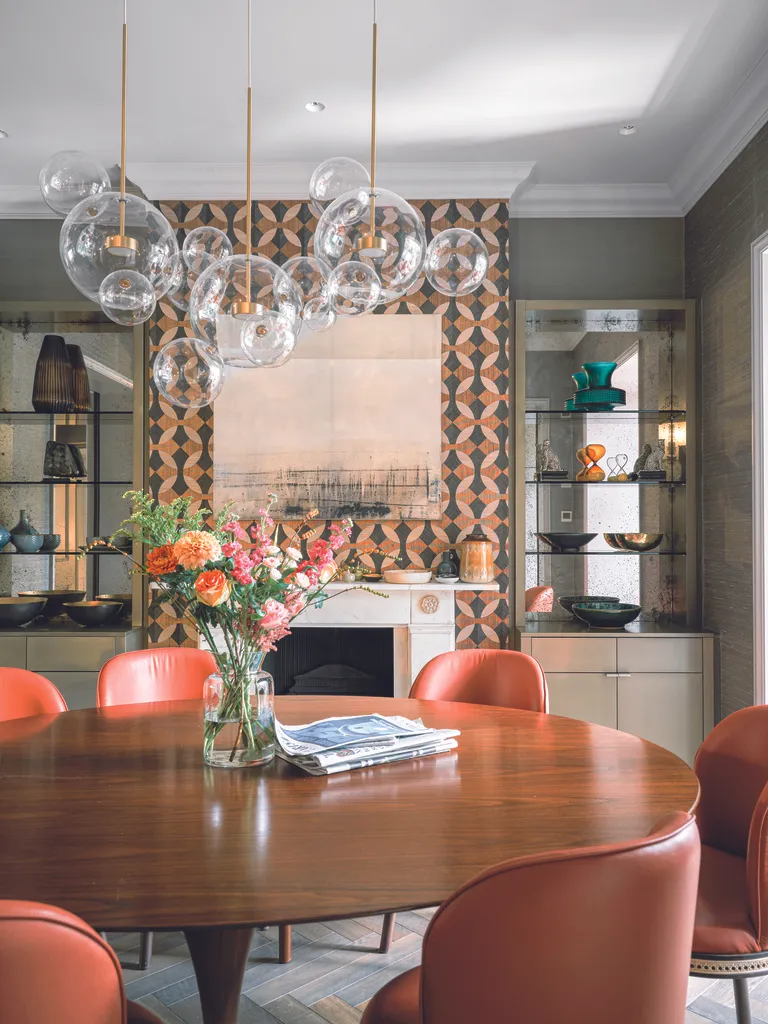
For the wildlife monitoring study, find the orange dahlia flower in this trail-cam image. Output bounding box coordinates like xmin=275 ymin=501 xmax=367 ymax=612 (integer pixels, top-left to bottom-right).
xmin=194 ymin=569 xmax=231 ymax=607
xmin=173 ymin=530 xmax=222 ymax=570
xmin=145 ymin=543 xmax=178 ymax=576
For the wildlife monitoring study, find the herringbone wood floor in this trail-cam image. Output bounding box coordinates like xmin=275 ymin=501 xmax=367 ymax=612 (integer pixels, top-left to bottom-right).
xmin=110 ymin=915 xmax=758 ymax=1023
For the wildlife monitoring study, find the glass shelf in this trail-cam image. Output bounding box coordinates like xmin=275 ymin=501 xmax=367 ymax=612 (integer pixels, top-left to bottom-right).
xmin=525 ymin=479 xmax=685 ymax=486
xmin=0 ymin=410 xmax=132 ymax=420
xmin=525 ymin=409 xmax=686 ymax=417
xmin=526 ymin=550 xmax=685 ymax=556
xmin=0 ymin=549 xmax=129 ymax=556
xmin=0 ymin=480 xmax=132 ymax=486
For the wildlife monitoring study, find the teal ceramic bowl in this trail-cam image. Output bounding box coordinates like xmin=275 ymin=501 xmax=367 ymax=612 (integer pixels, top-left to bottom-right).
xmin=571 ymin=371 xmax=589 ymax=390
xmin=582 ymin=361 xmax=618 ymax=388
xmin=572 ymin=602 xmax=641 ymax=629
xmin=558 ymin=595 xmax=620 ymax=617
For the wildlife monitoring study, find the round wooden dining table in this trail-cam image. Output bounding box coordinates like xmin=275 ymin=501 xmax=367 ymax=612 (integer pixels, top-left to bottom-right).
xmin=0 ymin=695 xmax=699 ymax=1023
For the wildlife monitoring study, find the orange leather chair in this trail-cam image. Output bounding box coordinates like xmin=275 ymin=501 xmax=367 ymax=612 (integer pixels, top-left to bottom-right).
xmin=690 ymin=705 xmax=768 ymax=1022
xmin=0 ymin=667 xmax=67 ymax=721
xmin=0 ymin=900 xmax=162 ymax=1023
xmin=96 ymin=646 xmax=217 ymax=708
xmin=362 ymin=812 xmax=700 ymax=1024
xmin=409 ymin=649 xmax=548 ymax=713
xmin=96 ymin=646 xmax=216 ymax=970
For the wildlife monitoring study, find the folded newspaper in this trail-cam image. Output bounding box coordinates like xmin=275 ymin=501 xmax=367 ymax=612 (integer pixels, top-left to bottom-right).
xmin=275 ymin=713 xmax=460 ymax=775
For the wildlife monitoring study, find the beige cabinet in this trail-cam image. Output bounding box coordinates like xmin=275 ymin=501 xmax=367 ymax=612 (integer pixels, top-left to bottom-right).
xmin=521 ymin=632 xmax=714 ymax=765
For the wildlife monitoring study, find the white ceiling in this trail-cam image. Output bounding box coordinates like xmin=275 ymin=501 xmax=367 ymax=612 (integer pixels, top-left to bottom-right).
xmin=2 ymin=0 xmax=768 ymax=216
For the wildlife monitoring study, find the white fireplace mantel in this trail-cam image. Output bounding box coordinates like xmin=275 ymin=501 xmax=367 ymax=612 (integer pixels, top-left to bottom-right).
xmin=293 ymin=581 xmax=500 ymax=697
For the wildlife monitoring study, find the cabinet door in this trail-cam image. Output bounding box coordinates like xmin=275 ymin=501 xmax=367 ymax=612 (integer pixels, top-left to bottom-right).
xmin=0 ymin=637 xmax=26 ymax=668
xmin=617 ymin=674 xmax=703 ymax=766
xmin=546 ymin=673 xmax=618 ymax=729
xmin=41 ymin=672 xmax=98 ymax=710
xmin=531 ymin=637 xmax=616 ymax=674
xmin=617 ymin=638 xmax=702 ymax=674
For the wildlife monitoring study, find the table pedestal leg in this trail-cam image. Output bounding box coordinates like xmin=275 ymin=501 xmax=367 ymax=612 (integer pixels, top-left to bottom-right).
xmin=184 ymin=926 xmax=253 ymax=1024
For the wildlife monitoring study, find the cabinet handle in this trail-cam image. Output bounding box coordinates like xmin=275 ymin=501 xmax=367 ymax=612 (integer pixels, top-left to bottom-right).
xmin=605 ymin=673 xmax=632 ymax=678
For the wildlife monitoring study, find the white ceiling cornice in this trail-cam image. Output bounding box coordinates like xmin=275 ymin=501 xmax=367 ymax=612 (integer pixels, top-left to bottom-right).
xmin=670 ymin=46 xmax=768 ymax=215
xmin=511 ymin=182 xmax=682 ymax=218
xmin=0 ymin=187 xmax=58 ymax=219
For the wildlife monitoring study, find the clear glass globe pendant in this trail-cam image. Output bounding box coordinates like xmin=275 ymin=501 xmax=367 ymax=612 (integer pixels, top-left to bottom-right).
xmin=49 ymin=4 xmax=177 ymax=326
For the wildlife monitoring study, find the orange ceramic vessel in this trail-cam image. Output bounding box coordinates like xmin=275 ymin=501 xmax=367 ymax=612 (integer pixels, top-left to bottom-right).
xmin=575 ymin=443 xmax=606 ymax=482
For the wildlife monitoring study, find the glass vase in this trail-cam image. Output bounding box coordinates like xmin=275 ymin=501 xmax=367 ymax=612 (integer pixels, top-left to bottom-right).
xmin=203 ymin=656 xmax=275 ymax=769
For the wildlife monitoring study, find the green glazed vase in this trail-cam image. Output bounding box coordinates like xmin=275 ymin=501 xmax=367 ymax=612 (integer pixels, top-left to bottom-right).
xmin=582 ymin=361 xmax=617 ymax=388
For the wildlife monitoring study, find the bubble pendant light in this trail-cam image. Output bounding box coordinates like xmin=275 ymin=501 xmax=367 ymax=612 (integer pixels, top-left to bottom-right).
xmin=187 ymin=0 xmax=297 ymax=364
xmin=57 ymin=1 xmax=178 ymax=322
xmin=311 ymin=0 xmax=488 ymax=303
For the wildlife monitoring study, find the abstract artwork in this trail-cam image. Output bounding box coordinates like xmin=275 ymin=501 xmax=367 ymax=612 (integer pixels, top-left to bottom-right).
xmin=213 ymin=314 xmax=443 ymax=520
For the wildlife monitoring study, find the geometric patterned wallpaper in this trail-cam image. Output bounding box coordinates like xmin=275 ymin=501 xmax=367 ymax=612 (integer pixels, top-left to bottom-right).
xmin=147 ymin=198 xmax=509 ymax=649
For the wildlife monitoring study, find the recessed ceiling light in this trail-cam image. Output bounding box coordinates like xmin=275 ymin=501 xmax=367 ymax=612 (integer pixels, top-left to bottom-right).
xmin=305 ymin=101 xmax=325 ymax=113
xmin=0 ymin=130 xmax=8 ymax=139
xmin=619 ymin=125 xmax=637 ymax=136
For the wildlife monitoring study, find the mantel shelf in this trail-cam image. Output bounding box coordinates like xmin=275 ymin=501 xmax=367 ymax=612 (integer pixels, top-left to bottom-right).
xmin=0 ymin=480 xmax=132 ymax=486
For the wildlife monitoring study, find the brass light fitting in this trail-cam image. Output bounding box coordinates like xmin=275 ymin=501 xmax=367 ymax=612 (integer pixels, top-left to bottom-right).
xmin=355 ymin=1 xmax=387 ymax=259
xmin=106 ymin=1 xmax=138 ymax=259
xmin=230 ymin=0 xmax=256 ymax=321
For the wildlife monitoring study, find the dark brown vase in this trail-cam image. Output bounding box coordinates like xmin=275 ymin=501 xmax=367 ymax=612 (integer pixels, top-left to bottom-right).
xmin=66 ymin=344 xmax=91 ymax=412
xmin=31 ymin=335 xmax=75 ymax=413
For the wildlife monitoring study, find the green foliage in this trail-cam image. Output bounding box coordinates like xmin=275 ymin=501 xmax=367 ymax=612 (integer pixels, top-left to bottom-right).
xmin=112 ymin=491 xmax=235 ymax=547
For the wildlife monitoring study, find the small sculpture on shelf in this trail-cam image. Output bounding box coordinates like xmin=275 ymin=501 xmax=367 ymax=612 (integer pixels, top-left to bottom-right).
xmin=9 ymin=510 xmax=43 ymax=553
xmin=43 ymin=440 xmax=87 ymax=479
xmin=639 ymin=441 xmax=668 ymax=480
xmin=575 ymin=443 xmax=606 ymax=482
xmin=535 ymin=439 xmax=567 ymax=480
xmin=435 ymin=550 xmax=460 ymax=582
xmin=630 ymin=443 xmax=653 ymax=480
xmin=607 ymin=454 xmax=629 ymax=482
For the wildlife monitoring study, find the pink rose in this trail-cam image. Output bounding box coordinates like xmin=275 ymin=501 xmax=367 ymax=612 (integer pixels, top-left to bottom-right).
xmin=259 ymin=598 xmax=290 ymax=630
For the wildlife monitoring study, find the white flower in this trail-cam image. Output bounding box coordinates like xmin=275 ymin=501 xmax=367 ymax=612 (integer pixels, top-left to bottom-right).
xmin=294 ymin=572 xmax=311 ymax=589
xmin=262 ymin=555 xmax=282 ymax=569
xmin=286 ymin=546 xmax=302 ymax=561
xmin=283 ymin=559 xmax=297 ymax=571
xmin=319 ymin=564 xmax=336 ymax=583
xmin=266 ymin=545 xmax=281 ymax=557
xmin=270 ymin=567 xmax=283 ymax=581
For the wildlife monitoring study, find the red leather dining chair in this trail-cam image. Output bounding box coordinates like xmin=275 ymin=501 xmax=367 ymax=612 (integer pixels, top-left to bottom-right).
xmin=97 ymin=646 xmax=216 ymax=970
xmin=0 ymin=899 xmax=162 ymax=1023
xmin=408 ymin=649 xmax=548 ymax=712
xmin=362 ymin=812 xmax=700 ymax=1024
xmin=0 ymin=667 xmax=67 ymax=720
xmin=96 ymin=646 xmax=217 ymax=708
xmin=690 ymin=705 xmax=768 ymax=1023
xmin=281 ymin=649 xmax=549 ymax=964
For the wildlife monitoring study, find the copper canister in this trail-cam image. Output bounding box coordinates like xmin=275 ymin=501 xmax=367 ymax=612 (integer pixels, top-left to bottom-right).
xmin=459 ymin=526 xmax=494 ymax=583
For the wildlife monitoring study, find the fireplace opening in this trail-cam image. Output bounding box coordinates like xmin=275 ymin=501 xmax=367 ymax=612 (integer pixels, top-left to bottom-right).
xmin=263 ymin=627 xmax=394 ymax=697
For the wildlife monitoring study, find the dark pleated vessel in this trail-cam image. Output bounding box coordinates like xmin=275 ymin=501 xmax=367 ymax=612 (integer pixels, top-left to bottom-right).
xmin=66 ymin=344 xmax=91 ymax=412
xmin=31 ymin=335 xmax=75 ymax=413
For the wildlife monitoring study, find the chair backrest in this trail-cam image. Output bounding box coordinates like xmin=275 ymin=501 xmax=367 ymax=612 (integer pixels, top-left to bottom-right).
xmin=0 ymin=900 xmax=126 ymax=1023
xmin=420 ymin=813 xmax=700 ymax=1024
xmin=0 ymin=667 xmax=67 ymax=721
xmin=409 ymin=649 xmax=548 ymax=713
xmin=694 ymin=705 xmax=768 ymax=946
xmin=97 ymin=647 xmax=217 ymax=707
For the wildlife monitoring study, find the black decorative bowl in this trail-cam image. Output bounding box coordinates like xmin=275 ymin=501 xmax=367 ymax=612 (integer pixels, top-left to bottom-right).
xmin=39 ymin=533 xmax=61 ymax=552
xmin=19 ymin=589 xmax=86 ymax=618
xmin=0 ymin=596 xmax=47 ymax=627
xmin=63 ymin=601 xmax=121 ymax=627
xmin=95 ymin=593 xmax=131 ymax=619
xmin=572 ymin=602 xmax=642 ymax=629
xmin=558 ymin=595 xmax=620 ymax=617
xmin=536 ymin=532 xmax=597 ymax=552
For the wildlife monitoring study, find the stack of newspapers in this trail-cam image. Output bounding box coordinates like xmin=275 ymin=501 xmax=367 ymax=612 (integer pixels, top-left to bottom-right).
xmin=275 ymin=713 xmax=460 ymax=776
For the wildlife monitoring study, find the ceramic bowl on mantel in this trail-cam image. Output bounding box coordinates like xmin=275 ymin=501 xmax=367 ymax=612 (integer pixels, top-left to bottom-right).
xmin=382 ymin=569 xmax=432 ymax=585
xmin=572 ymin=602 xmax=642 ymax=630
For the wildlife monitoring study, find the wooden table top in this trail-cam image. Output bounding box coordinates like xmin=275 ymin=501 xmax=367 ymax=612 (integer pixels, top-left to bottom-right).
xmin=0 ymin=696 xmax=699 ymax=931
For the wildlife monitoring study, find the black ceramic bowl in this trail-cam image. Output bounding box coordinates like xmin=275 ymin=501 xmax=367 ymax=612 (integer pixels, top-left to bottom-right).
xmin=39 ymin=533 xmax=61 ymax=552
xmin=19 ymin=589 xmax=86 ymax=618
xmin=572 ymin=602 xmax=642 ymax=629
xmin=63 ymin=600 xmax=121 ymax=627
xmin=0 ymin=596 xmax=47 ymax=627
xmin=95 ymin=593 xmax=131 ymax=619
xmin=558 ymin=595 xmax=620 ymax=617
xmin=536 ymin=532 xmax=597 ymax=552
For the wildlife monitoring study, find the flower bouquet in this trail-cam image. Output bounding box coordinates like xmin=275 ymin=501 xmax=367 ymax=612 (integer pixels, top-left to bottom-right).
xmin=111 ymin=491 xmax=354 ymax=768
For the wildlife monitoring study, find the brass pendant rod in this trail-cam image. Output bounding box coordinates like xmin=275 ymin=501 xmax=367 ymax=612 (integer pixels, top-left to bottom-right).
xmin=119 ymin=0 xmax=128 ymax=236
xmin=246 ymin=0 xmax=252 ymax=303
xmin=369 ymin=0 xmax=378 ymax=231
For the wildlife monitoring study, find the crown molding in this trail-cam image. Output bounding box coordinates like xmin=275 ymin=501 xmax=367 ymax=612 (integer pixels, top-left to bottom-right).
xmin=125 ymin=160 xmax=537 ymax=202
xmin=511 ymin=183 xmax=682 ymax=218
xmin=671 ymin=47 xmax=768 ymax=214
xmin=0 ymin=187 xmax=58 ymax=219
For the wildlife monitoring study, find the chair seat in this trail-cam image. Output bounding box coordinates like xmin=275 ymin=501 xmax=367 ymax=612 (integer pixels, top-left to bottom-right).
xmin=361 ymin=966 xmax=421 ymax=1024
xmin=127 ymin=999 xmax=164 ymax=1023
xmin=693 ymin=844 xmax=760 ymax=955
